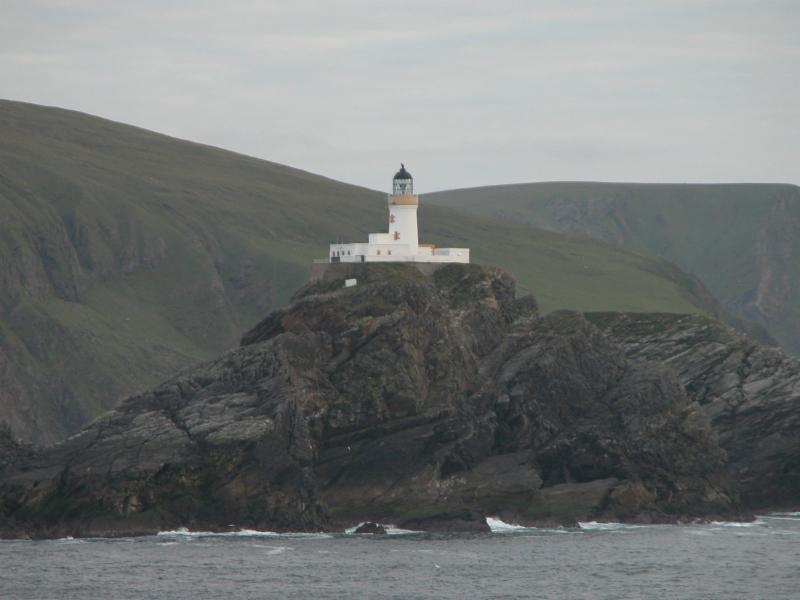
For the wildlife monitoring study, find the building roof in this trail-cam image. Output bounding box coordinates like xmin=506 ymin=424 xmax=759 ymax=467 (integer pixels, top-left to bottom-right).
xmin=393 ymin=163 xmax=412 ymax=180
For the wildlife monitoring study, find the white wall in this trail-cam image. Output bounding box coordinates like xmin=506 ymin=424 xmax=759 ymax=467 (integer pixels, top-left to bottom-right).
xmin=389 ymin=204 xmax=419 ymax=249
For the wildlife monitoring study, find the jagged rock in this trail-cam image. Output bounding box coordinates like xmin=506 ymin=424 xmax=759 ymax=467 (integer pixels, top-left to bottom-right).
xmin=354 ymin=522 xmax=386 ymax=534
xmin=0 ymin=264 xmax=744 ymax=538
xmin=589 ymin=312 xmax=800 ymax=510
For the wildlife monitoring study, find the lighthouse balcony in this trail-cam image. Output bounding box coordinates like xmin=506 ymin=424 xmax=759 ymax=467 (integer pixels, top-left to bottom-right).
xmin=388 ymin=194 xmax=418 ymax=206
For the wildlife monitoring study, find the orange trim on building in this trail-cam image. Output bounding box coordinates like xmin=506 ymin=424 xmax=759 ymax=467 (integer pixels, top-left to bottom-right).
xmin=389 ymin=195 xmax=418 ymax=206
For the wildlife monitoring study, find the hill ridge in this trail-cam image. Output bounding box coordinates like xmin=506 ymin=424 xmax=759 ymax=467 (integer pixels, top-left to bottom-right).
xmin=425 ymin=180 xmax=800 ymax=353
xmin=0 ymin=99 xmax=745 ymax=443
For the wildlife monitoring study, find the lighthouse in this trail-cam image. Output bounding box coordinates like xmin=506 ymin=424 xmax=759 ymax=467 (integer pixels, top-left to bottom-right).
xmin=326 ymin=165 xmax=469 ymax=264
xmin=388 ymin=164 xmax=419 ymax=249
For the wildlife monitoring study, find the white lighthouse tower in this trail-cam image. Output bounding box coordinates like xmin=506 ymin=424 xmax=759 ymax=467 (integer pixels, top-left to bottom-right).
xmin=388 ymin=164 xmax=419 ymax=249
xmin=327 ymin=165 xmax=469 ymax=264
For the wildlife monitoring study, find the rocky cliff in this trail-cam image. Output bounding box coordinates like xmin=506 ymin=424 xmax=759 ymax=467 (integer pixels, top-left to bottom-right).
xmin=0 ymin=264 xmax=743 ymax=538
xmin=588 ymin=312 xmax=800 ymax=510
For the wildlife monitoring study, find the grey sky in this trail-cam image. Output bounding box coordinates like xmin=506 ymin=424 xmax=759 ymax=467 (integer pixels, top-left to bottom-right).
xmin=2 ymin=0 xmax=798 ymax=192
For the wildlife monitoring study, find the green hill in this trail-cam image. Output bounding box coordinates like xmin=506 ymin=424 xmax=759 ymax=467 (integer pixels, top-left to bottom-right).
xmin=0 ymin=100 xmax=726 ymax=443
xmin=425 ymin=181 xmax=800 ymax=354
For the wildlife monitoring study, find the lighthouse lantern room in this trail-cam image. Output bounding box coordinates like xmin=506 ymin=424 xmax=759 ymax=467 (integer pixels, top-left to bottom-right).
xmin=327 ymin=165 xmax=470 ymax=264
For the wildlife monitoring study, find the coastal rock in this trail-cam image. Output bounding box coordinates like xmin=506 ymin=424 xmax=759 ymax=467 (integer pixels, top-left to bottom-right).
xmin=0 ymin=264 xmax=742 ymax=538
xmin=399 ymin=510 xmax=490 ymax=534
xmin=353 ymin=522 xmax=386 ymax=534
xmin=589 ymin=312 xmax=800 ymax=510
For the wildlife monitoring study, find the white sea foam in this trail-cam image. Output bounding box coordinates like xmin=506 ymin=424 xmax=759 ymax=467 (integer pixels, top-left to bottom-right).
xmin=344 ymin=522 xmax=421 ymax=535
xmin=486 ymin=517 xmax=534 ymax=533
xmin=56 ymin=536 xmax=86 ymax=544
xmin=385 ymin=525 xmax=421 ymax=535
xmin=709 ymin=519 xmax=766 ymax=528
xmin=156 ymin=527 xmax=331 ymax=539
xmin=157 ymin=527 xmax=278 ymax=538
xmin=578 ymin=521 xmax=627 ymax=531
xmin=578 ymin=521 xmax=664 ymax=531
xmin=765 ymin=511 xmax=800 ymax=518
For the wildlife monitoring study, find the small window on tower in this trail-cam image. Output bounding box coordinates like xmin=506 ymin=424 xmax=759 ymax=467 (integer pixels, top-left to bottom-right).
xmin=394 ymin=232 xmax=400 ymax=240
xmin=388 ymin=250 xmax=392 ymax=255
xmin=390 ymin=215 xmax=396 ymax=224
xmin=377 ymin=250 xmax=381 ymax=255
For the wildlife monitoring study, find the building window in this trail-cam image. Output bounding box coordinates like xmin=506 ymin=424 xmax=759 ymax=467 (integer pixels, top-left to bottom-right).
xmin=388 ymin=250 xmax=392 ymax=255
xmin=394 ymin=232 xmax=400 ymax=241
xmin=377 ymin=250 xmax=381 ymax=255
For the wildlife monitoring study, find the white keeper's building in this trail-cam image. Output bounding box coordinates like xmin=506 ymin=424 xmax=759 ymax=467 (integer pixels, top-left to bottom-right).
xmin=327 ymin=165 xmax=470 ymax=264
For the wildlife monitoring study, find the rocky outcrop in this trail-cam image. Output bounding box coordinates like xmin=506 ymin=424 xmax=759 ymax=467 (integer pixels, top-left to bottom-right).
xmin=588 ymin=312 xmax=800 ymax=510
xmin=353 ymin=522 xmax=386 ymax=534
xmin=0 ymin=265 xmax=744 ymax=538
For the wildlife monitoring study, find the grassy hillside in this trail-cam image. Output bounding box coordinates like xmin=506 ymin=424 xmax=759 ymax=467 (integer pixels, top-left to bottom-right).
xmin=426 ymin=182 xmax=800 ymax=354
xmin=1 ymin=100 xmax=723 ymax=443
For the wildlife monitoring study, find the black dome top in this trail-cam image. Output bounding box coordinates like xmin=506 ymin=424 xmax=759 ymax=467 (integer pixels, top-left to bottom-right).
xmin=393 ymin=163 xmax=412 ymax=180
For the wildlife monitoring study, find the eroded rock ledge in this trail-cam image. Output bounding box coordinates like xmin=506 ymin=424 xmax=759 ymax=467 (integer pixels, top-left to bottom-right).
xmin=588 ymin=312 xmax=800 ymax=510
xmin=0 ymin=264 xmax=774 ymax=538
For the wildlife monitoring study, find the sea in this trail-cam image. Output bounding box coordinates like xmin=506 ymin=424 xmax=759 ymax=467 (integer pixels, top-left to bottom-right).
xmin=1 ymin=514 xmax=798 ymax=599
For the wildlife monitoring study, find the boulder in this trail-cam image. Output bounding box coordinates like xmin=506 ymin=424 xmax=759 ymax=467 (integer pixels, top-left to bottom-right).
xmin=353 ymin=522 xmax=386 ymax=535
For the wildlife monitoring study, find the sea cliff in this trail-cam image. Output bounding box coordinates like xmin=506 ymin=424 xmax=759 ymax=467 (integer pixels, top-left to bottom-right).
xmin=3 ymin=263 xmax=796 ymax=538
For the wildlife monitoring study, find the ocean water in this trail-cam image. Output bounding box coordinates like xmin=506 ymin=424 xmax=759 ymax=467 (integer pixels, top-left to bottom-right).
xmin=1 ymin=515 xmax=798 ymax=599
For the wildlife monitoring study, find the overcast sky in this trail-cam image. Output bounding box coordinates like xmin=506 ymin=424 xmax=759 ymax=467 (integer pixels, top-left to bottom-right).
xmin=2 ymin=0 xmax=798 ymax=192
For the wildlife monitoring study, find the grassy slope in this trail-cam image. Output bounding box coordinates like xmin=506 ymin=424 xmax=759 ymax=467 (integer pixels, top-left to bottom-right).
xmin=0 ymin=100 xmax=718 ymax=443
xmin=425 ymin=182 xmax=800 ymax=353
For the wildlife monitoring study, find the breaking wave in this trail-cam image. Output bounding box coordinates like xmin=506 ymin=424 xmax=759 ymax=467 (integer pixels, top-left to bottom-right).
xmin=156 ymin=527 xmax=331 ymax=539
xmin=486 ymin=517 xmax=572 ymax=535
xmin=578 ymin=521 xmax=630 ymax=531
xmin=344 ymin=523 xmax=422 ymax=535
xmin=709 ymin=519 xmax=766 ymax=527
xmin=486 ymin=517 xmax=535 ymax=533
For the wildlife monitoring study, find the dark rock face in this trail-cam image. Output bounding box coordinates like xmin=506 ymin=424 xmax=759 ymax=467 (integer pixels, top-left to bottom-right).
xmin=0 ymin=423 xmax=34 ymax=471
xmin=0 ymin=265 xmax=741 ymax=538
xmin=399 ymin=510 xmax=490 ymax=534
xmin=588 ymin=312 xmax=800 ymax=511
